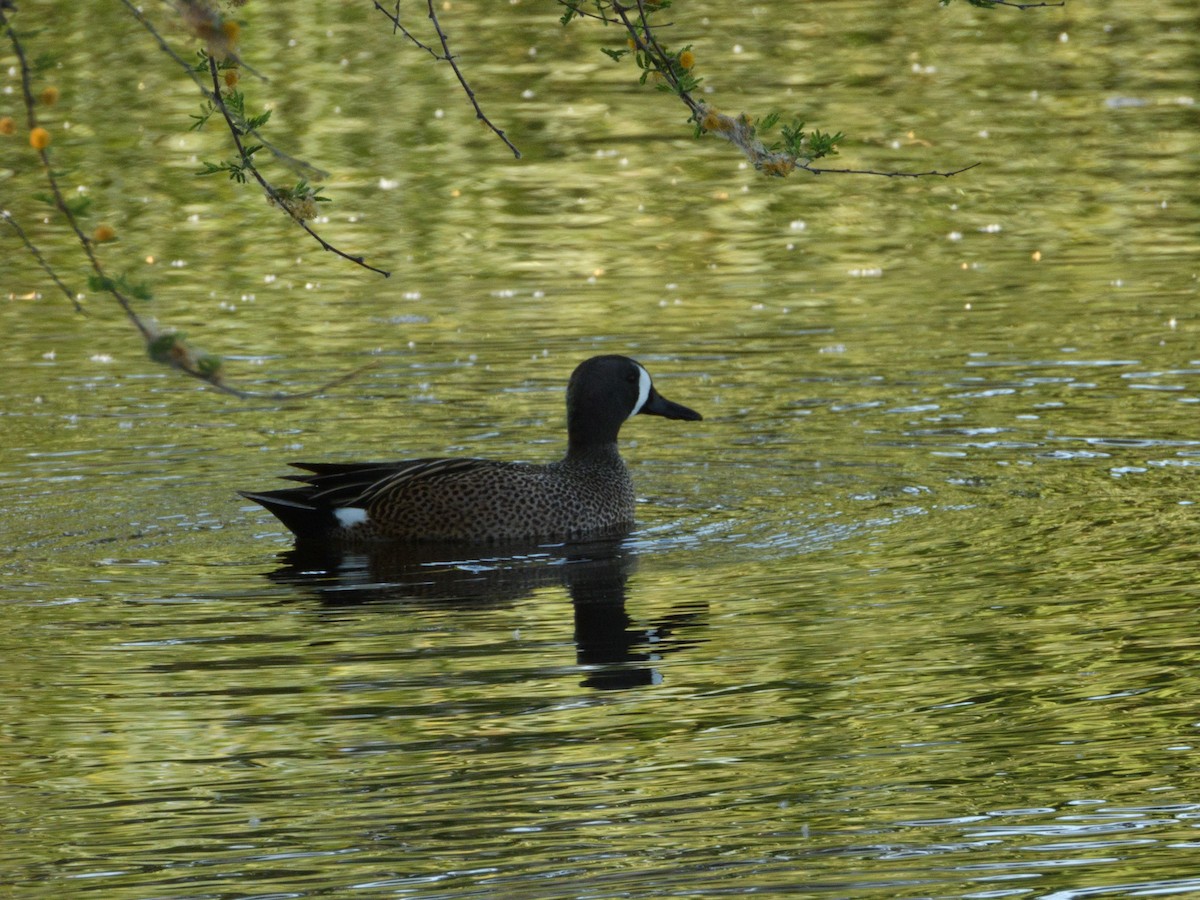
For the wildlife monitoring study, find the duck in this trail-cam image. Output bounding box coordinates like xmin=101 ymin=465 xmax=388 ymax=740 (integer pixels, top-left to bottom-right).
xmin=239 ymin=354 xmax=703 ymax=543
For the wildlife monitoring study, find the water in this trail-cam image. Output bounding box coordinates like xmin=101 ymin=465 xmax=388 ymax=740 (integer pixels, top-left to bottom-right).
xmin=3 ymin=0 xmax=1200 ymax=897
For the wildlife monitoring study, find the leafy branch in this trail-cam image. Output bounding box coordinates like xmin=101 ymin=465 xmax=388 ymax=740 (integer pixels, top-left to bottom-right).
xmin=560 ymin=0 xmax=1056 ymax=178
xmin=121 ymin=0 xmax=388 ymax=277
xmin=196 ymin=51 xmax=388 ymax=276
xmin=0 ymin=6 xmax=375 ymax=400
xmin=119 ymin=0 xmax=325 ymax=183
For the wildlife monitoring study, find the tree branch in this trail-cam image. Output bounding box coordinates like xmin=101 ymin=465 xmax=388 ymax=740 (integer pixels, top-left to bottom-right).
xmin=372 ymin=0 xmax=521 ymax=159
xmin=201 ymin=55 xmax=391 ymax=277
xmin=0 ymin=6 xmax=379 ymax=399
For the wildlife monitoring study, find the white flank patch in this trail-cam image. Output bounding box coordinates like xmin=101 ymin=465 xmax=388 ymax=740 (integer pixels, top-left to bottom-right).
xmin=630 ymin=364 xmax=652 ymax=417
xmin=334 ymin=507 xmax=369 ymax=528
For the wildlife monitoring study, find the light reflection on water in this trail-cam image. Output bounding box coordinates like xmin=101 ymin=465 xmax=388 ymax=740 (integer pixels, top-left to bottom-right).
xmin=8 ymin=322 xmax=1200 ymax=896
xmin=5 ymin=0 xmax=1200 ymax=896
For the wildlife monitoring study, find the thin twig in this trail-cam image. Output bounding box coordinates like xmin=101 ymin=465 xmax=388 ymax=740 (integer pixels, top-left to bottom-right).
xmin=0 ymin=12 xmax=83 ymax=311
xmin=251 ymin=361 xmax=383 ymax=402
xmin=372 ymin=0 xmax=521 ymax=159
xmin=2 ymin=8 xmax=150 ymax=336
xmin=990 ymin=0 xmax=1064 ymax=8
xmin=555 ymin=0 xmax=674 ymax=29
xmin=629 ymin=0 xmax=700 ymax=116
xmin=374 ymin=0 xmax=440 ymax=57
xmin=801 ymin=161 xmax=982 ymax=177
xmin=425 ymin=0 xmax=522 ymax=158
xmin=2 ymin=212 xmax=86 ymax=313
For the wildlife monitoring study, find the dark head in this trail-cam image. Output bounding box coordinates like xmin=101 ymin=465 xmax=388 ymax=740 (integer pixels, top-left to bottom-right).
xmin=565 ymin=355 xmax=702 ymax=453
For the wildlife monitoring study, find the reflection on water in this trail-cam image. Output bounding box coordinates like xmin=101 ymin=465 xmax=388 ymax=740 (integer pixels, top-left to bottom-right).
xmin=268 ymin=536 xmax=708 ymax=690
xmin=4 ymin=0 xmax=1200 ymax=897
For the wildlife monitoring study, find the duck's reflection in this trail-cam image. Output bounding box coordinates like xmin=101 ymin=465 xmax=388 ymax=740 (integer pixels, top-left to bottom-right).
xmin=265 ymin=535 xmax=706 ymax=689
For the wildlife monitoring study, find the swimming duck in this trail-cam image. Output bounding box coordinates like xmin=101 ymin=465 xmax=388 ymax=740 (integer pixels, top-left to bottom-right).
xmin=239 ymin=354 xmax=702 ymax=543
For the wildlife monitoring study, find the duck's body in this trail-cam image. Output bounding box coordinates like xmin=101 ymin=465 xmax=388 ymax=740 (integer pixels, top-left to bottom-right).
xmin=239 ymin=355 xmax=702 ymax=544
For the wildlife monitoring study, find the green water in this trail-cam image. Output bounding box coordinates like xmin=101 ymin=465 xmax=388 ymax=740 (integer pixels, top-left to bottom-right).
xmin=3 ymin=0 xmax=1200 ymax=897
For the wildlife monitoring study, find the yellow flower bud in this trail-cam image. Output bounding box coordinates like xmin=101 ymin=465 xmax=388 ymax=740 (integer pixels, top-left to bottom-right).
xmin=701 ymin=110 xmax=723 ymax=133
xmin=29 ymin=127 xmax=51 ymax=150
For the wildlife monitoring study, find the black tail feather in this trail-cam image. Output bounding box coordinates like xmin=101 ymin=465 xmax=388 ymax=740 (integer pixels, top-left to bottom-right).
xmin=238 ymin=489 xmax=336 ymax=540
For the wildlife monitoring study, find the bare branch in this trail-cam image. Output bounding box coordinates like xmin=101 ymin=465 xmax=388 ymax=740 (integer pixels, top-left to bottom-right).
xmin=803 ymin=162 xmax=982 ymax=178
xmin=987 ymin=0 xmax=1064 ymax=8
xmin=2 ymin=212 xmax=86 ymax=313
xmin=555 ymin=0 xmax=675 ymax=29
xmin=374 ymin=0 xmax=440 ymax=56
xmin=372 ymin=0 xmax=522 ymax=159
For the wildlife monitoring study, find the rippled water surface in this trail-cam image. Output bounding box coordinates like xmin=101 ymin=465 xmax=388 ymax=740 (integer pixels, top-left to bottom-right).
xmin=3 ymin=0 xmax=1200 ymax=897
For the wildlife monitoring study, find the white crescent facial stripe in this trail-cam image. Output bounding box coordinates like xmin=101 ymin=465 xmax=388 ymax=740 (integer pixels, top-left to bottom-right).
xmin=630 ymin=364 xmax=652 ymax=417
xmin=334 ymin=507 xmax=369 ymax=527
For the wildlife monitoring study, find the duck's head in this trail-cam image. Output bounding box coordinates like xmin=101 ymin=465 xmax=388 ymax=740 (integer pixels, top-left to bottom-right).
xmin=566 ymin=355 xmax=702 ymax=450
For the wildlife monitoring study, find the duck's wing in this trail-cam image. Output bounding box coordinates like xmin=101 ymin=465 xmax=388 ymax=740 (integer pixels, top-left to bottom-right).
xmin=283 ymin=458 xmax=496 ymax=507
xmin=240 ymin=457 xmax=502 ymax=540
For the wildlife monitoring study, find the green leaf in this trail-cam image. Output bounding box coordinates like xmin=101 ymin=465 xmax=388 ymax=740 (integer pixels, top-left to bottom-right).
xmin=31 ymin=52 xmax=58 ymax=74
xmin=148 ymin=333 xmax=181 ymax=362
xmin=127 ymin=281 xmax=154 ymax=301
xmin=559 ymin=0 xmax=582 ymax=25
xmin=88 ymin=273 xmax=153 ymax=301
xmin=189 ymin=103 xmax=215 ymax=131
xmin=756 ymin=112 xmax=781 ymax=133
xmin=65 ymin=197 xmax=92 ymax=217
xmin=245 ymin=110 xmax=271 ymax=131
xmin=808 ymin=129 xmax=845 ymax=159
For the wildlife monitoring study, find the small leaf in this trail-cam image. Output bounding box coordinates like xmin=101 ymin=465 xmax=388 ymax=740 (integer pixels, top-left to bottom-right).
xmin=127 ymin=281 xmax=154 ymax=301
xmin=756 ymin=112 xmax=781 ymax=133
xmin=66 ymin=197 xmax=92 ymax=217
xmin=148 ymin=333 xmax=181 ymax=362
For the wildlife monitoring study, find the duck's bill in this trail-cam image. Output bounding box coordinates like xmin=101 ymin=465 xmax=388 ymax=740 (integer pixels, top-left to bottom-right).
xmin=640 ymin=388 xmax=703 ymax=421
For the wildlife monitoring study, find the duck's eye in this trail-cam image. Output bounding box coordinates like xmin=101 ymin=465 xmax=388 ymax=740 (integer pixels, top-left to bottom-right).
xmin=626 ymin=372 xmax=638 ymax=384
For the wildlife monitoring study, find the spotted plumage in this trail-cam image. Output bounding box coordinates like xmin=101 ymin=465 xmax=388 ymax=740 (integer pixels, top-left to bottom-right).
xmin=239 ymin=355 xmax=702 ymax=544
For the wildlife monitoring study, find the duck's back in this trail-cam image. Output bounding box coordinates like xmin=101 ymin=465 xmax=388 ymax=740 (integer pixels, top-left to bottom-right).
xmin=360 ymin=454 xmax=636 ymax=542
